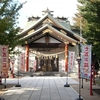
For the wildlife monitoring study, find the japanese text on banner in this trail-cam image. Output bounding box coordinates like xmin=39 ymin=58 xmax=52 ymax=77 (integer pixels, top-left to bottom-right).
xmin=68 ymin=51 xmax=75 ymax=72
xmin=80 ymin=45 xmax=92 ymax=79
xmin=0 ymin=45 xmax=9 ymax=78
xmin=19 ymin=53 xmax=25 ymax=72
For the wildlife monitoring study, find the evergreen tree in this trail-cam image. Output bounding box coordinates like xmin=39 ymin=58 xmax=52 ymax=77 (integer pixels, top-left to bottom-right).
xmin=0 ymin=0 xmax=25 ymax=52
xmin=73 ymin=0 xmax=100 ymax=60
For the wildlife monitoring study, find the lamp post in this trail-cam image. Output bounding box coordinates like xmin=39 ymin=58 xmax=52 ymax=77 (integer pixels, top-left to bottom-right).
xmin=75 ymin=56 xmax=83 ymax=100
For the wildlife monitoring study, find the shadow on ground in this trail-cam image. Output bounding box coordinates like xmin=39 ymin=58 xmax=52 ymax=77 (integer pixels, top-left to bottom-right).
xmin=92 ymin=89 xmax=100 ymax=96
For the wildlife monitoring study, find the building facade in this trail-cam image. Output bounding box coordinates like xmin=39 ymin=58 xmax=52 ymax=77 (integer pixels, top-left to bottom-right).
xmin=13 ymin=9 xmax=86 ymax=73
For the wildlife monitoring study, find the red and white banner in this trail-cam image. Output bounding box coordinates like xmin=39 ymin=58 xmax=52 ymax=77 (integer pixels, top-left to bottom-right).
xmin=19 ymin=53 xmax=25 ymax=72
xmin=10 ymin=58 xmax=15 ymax=72
xmin=0 ymin=45 xmax=9 ymax=78
xmin=33 ymin=60 xmax=36 ymax=71
xmin=80 ymin=45 xmax=92 ymax=79
xmin=68 ymin=51 xmax=75 ymax=72
xmin=62 ymin=60 xmax=65 ymax=71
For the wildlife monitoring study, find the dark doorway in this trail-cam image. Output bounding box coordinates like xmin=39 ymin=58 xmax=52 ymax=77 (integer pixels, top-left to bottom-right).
xmin=35 ymin=56 xmax=59 ymax=72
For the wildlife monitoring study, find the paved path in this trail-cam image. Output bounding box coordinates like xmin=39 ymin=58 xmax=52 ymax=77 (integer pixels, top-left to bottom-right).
xmin=1 ymin=76 xmax=82 ymax=100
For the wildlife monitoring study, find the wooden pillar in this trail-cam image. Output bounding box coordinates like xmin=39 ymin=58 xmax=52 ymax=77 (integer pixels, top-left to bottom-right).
xmin=56 ymin=56 xmax=59 ymax=71
xmin=35 ymin=56 xmax=38 ymax=71
xmin=26 ymin=45 xmax=29 ymax=71
xmin=65 ymin=44 xmax=68 ymax=72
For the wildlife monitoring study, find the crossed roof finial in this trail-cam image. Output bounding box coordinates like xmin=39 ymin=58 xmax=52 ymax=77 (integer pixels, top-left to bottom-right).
xmin=42 ymin=8 xmax=54 ymax=16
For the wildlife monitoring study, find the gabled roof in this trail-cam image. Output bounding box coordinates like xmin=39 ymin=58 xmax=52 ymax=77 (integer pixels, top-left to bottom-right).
xmin=20 ymin=13 xmax=69 ymax=34
xmin=20 ymin=24 xmax=78 ymax=44
xmin=20 ymin=13 xmax=87 ymax=44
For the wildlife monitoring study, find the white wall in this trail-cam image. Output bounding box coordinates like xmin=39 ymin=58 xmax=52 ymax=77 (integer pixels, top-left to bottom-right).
xmin=12 ymin=44 xmax=79 ymax=73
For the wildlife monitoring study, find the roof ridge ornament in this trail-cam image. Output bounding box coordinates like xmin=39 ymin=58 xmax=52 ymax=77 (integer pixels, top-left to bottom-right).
xmin=42 ymin=8 xmax=54 ymax=16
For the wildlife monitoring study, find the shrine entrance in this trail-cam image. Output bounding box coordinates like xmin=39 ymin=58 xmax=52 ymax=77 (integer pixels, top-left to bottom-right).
xmin=35 ymin=56 xmax=59 ymax=72
xmin=19 ymin=8 xmax=86 ymax=72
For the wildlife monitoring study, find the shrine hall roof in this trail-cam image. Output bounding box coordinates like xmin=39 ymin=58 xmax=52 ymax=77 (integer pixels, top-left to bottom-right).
xmin=19 ymin=13 xmax=87 ymax=44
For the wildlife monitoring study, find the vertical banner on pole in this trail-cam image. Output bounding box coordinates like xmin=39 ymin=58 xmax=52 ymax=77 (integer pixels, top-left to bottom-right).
xmin=80 ymin=45 xmax=92 ymax=79
xmin=62 ymin=60 xmax=65 ymax=71
xmin=10 ymin=59 xmax=15 ymax=72
xmin=1 ymin=45 xmax=9 ymax=78
xmin=68 ymin=51 xmax=75 ymax=72
xmin=19 ymin=53 xmax=25 ymax=72
xmin=33 ymin=60 xmax=36 ymax=71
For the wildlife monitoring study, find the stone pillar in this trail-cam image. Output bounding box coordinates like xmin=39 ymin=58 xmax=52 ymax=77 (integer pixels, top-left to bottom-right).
xmin=26 ymin=45 xmax=29 ymax=71
xmin=65 ymin=44 xmax=68 ymax=72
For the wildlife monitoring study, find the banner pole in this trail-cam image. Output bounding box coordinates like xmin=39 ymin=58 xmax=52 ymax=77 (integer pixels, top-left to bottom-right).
xmin=75 ymin=58 xmax=83 ymax=100
xmin=76 ymin=18 xmax=83 ymax=100
xmin=64 ymin=71 xmax=70 ymax=87
xmin=0 ymin=76 xmax=2 ymax=85
xmin=4 ymin=77 xmax=6 ymax=88
xmin=81 ymin=78 xmax=83 ymax=88
xmin=64 ymin=51 xmax=75 ymax=87
xmin=90 ymin=65 xmax=93 ymax=95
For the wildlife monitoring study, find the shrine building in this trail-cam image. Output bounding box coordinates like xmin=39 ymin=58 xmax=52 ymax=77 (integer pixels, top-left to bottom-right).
xmin=16 ymin=8 xmax=86 ymax=73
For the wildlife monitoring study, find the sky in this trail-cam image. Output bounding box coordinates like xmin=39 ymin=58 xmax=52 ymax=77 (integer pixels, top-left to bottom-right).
xmin=18 ymin=0 xmax=78 ymax=29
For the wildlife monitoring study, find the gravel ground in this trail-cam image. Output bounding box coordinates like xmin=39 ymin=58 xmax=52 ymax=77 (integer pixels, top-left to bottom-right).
xmin=71 ymin=78 xmax=100 ymax=100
